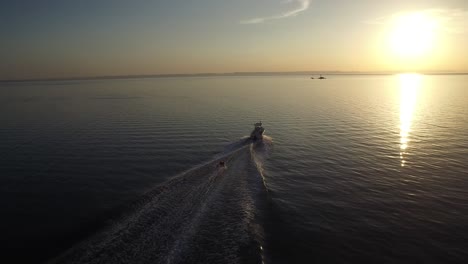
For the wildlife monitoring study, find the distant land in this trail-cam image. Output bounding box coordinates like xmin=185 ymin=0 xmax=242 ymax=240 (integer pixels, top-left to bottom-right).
xmin=1 ymin=71 xmax=467 ymax=83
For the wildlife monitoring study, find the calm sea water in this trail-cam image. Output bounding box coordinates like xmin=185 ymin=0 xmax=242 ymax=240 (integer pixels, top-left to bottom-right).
xmin=1 ymin=75 xmax=467 ymax=263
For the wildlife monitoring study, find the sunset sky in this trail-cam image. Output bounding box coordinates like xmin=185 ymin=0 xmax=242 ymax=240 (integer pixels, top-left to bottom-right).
xmin=1 ymin=0 xmax=467 ymax=80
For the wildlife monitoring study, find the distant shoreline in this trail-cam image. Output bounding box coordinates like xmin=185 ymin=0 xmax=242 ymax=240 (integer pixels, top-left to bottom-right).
xmin=1 ymin=71 xmax=467 ymax=83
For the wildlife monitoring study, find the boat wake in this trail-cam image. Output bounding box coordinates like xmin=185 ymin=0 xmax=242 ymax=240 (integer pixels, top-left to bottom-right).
xmin=49 ymin=137 xmax=272 ymax=264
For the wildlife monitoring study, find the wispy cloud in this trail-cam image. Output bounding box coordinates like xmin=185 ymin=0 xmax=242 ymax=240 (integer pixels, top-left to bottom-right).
xmin=365 ymin=8 xmax=468 ymax=34
xmin=240 ymin=0 xmax=311 ymax=24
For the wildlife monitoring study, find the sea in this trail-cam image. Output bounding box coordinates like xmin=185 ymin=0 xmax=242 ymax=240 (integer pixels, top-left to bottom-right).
xmin=0 ymin=74 xmax=467 ymax=263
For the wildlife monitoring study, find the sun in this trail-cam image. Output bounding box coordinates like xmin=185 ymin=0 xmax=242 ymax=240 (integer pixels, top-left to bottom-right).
xmin=388 ymin=12 xmax=438 ymax=58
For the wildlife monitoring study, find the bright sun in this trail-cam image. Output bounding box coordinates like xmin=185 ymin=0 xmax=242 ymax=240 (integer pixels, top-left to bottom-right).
xmin=389 ymin=12 xmax=438 ymax=58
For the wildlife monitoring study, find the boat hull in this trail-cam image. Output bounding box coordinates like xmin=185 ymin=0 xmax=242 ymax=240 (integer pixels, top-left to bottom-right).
xmin=250 ymin=127 xmax=265 ymax=140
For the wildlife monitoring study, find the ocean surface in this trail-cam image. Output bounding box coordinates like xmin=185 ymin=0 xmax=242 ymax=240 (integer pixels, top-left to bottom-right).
xmin=1 ymin=74 xmax=467 ymax=263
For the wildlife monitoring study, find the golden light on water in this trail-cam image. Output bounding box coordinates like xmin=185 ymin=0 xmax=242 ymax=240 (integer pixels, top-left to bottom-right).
xmin=399 ymin=74 xmax=421 ymax=167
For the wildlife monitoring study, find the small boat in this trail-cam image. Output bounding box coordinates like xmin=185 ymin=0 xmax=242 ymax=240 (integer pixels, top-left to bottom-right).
xmin=250 ymin=121 xmax=265 ymax=140
xmin=318 ymin=75 xmax=326 ymax=79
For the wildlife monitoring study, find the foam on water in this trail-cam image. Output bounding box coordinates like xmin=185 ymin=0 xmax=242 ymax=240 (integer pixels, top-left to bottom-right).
xmin=49 ymin=137 xmax=271 ymax=264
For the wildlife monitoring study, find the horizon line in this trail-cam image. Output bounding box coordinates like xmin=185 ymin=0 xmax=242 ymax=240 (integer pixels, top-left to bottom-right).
xmin=1 ymin=70 xmax=467 ymax=83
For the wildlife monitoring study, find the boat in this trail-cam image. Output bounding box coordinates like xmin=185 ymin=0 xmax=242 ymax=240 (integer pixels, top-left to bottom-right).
xmin=318 ymin=75 xmax=326 ymax=79
xmin=250 ymin=121 xmax=265 ymax=140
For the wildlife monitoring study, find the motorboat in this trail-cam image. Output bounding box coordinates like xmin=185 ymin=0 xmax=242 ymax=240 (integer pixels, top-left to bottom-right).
xmin=250 ymin=121 xmax=265 ymax=140
xmin=318 ymin=75 xmax=326 ymax=79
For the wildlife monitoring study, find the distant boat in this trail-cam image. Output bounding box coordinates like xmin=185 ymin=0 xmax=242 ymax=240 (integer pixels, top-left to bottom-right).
xmin=318 ymin=75 xmax=326 ymax=79
xmin=250 ymin=121 xmax=265 ymax=140
xmin=310 ymin=77 xmax=314 ymax=79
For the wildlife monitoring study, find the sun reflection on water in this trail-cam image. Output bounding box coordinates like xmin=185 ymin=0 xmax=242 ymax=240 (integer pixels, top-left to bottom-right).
xmin=399 ymin=74 xmax=421 ymax=167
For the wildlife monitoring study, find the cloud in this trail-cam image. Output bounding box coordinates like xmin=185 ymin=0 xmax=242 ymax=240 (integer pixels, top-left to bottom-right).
xmin=240 ymin=0 xmax=311 ymax=24
xmin=365 ymin=8 xmax=468 ymax=34
xmin=429 ymin=8 xmax=468 ymax=34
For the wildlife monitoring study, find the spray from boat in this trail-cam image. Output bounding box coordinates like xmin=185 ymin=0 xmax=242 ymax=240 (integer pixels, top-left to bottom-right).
xmin=49 ymin=123 xmax=272 ymax=264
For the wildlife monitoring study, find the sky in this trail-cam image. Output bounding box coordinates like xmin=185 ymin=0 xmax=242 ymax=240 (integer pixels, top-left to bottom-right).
xmin=1 ymin=0 xmax=467 ymax=80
